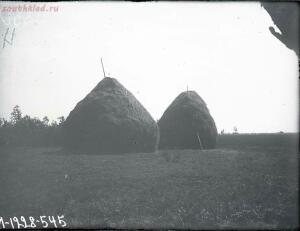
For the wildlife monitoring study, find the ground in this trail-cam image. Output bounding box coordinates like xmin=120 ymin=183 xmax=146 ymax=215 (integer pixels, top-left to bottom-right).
xmin=0 ymin=143 xmax=298 ymax=229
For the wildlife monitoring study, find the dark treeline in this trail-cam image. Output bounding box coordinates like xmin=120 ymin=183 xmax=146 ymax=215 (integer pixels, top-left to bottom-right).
xmin=1 ymin=105 xmax=298 ymax=149
xmin=0 ymin=105 xmax=64 ymax=147
xmin=217 ymin=133 xmax=299 ymax=149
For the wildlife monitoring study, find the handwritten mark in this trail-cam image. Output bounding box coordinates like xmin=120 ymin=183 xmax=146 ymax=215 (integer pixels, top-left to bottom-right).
xmin=3 ymin=27 xmax=15 ymax=49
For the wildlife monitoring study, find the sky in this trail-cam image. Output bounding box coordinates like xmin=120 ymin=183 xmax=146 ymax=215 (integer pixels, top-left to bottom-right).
xmin=0 ymin=1 xmax=298 ymax=133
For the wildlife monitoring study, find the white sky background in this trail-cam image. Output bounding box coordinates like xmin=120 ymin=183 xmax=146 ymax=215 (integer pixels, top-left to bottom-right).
xmin=0 ymin=1 xmax=298 ymax=133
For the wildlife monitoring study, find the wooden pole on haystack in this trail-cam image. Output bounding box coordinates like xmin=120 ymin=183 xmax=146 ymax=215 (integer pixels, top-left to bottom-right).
xmin=196 ymin=132 xmax=203 ymax=150
xmin=101 ymin=58 xmax=106 ymax=78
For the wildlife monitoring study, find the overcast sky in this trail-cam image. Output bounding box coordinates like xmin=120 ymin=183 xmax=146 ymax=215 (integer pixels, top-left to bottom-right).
xmin=0 ymin=1 xmax=298 ymax=133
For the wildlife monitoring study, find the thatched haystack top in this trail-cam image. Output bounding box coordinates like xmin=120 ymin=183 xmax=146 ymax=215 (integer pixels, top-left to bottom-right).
xmin=158 ymin=91 xmax=217 ymax=150
xmin=63 ymin=77 xmax=159 ymax=154
xmin=163 ymin=91 xmax=207 ymax=114
xmin=70 ymin=77 xmax=154 ymax=124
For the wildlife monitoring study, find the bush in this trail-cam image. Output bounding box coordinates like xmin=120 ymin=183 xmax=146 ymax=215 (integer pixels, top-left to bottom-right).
xmin=0 ymin=106 xmax=64 ymax=147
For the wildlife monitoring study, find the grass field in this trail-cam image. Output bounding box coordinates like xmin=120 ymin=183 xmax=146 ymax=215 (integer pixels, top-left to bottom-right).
xmin=0 ymin=134 xmax=298 ymax=229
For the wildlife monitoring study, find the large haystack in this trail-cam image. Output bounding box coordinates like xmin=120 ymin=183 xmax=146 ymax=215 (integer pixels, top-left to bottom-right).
xmin=158 ymin=91 xmax=217 ymax=150
xmin=63 ymin=77 xmax=159 ymax=154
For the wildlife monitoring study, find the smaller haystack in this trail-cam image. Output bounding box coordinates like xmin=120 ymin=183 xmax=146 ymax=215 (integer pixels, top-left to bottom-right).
xmin=63 ymin=77 xmax=159 ymax=154
xmin=158 ymin=91 xmax=217 ymax=150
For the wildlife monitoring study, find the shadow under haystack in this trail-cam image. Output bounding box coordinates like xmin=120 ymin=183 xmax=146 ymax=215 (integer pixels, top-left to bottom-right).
xmin=63 ymin=77 xmax=159 ymax=154
xmin=158 ymin=91 xmax=217 ymax=150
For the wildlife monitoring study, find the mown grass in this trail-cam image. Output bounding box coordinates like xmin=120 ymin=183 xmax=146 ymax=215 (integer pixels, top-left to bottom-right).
xmin=0 ymin=140 xmax=298 ymax=229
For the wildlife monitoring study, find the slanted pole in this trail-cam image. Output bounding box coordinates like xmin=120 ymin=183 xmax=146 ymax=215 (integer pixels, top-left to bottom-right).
xmin=196 ymin=132 xmax=203 ymax=150
xmin=101 ymin=58 xmax=106 ymax=78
